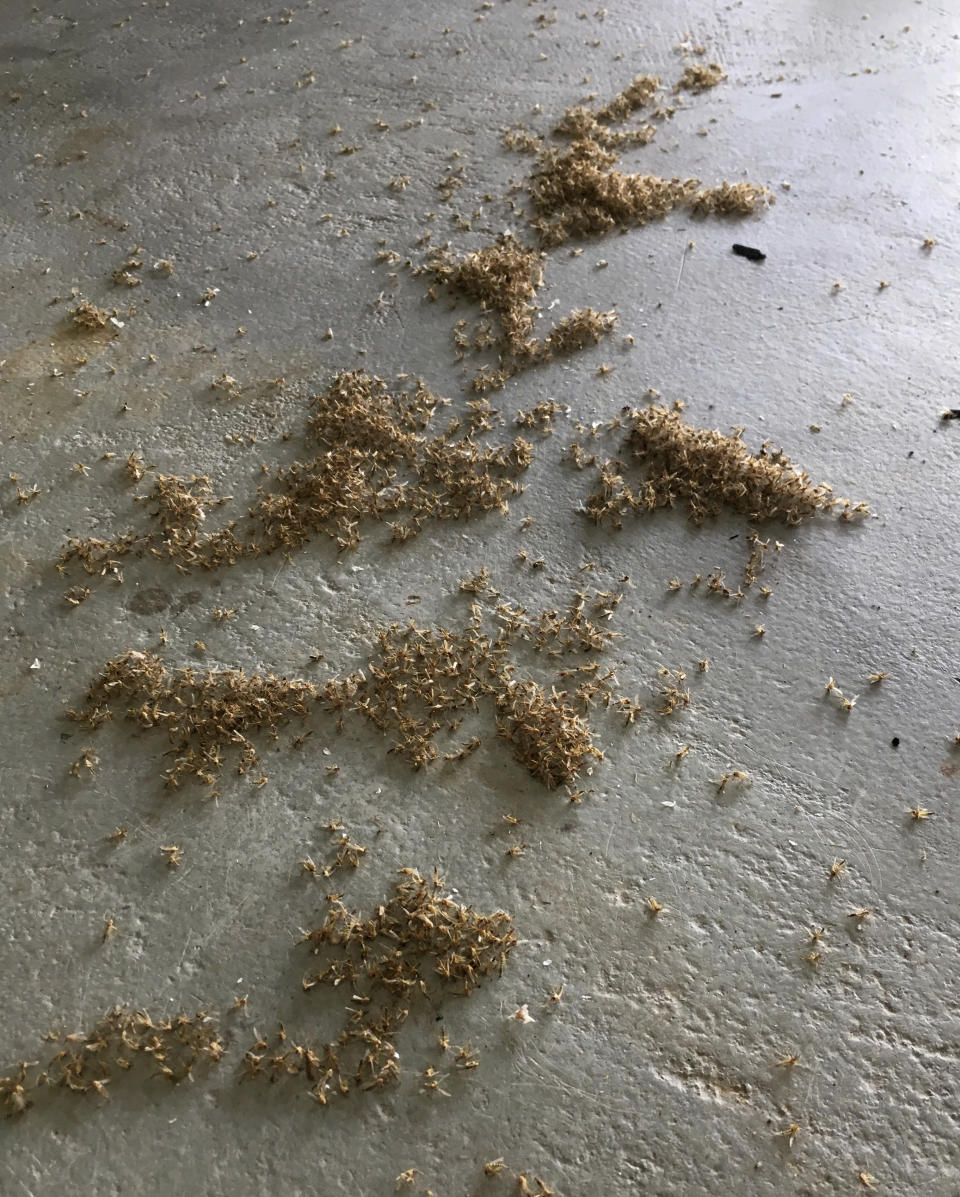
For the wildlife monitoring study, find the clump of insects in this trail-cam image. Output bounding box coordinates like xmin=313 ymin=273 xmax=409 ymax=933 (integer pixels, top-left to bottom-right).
xmin=2 ymin=1007 xmax=225 ymax=1113
xmin=571 ymin=405 xmax=867 ymax=589
xmin=320 ymin=832 xmax=367 ymax=877
xmin=426 ymin=235 xmax=618 ymax=392
xmin=496 ymin=679 xmax=602 ymax=788
xmin=583 ymin=406 xmax=867 ymax=530
xmin=70 ymin=649 xmax=322 ymax=789
xmin=655 ymin=668 xmax=691 ymax=717
xmin=70 ymin=300 xmax=110 ymax=330
xmin=57 ymin=371 xmax=532 ymax=588
xmin=675 ymin=62 xmax=726 ymax=93
xmin=530 ymin=88 xmax=769 ymax=248
xmin=74 ymin=574 xmax=639 ymax=792
xmin=242 ymin=869 xmax=516 ymax=1103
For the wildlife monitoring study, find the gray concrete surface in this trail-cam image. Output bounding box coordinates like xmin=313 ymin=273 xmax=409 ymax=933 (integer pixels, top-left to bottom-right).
xmin=2 ymin=0 xmax=960 ymax=1193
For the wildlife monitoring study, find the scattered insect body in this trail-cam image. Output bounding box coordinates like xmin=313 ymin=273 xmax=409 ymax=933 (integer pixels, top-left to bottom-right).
xmin=160 ymin=845 xmax=182 ymax=869
xmin=714 ymin=770 xmax=750 ymax=793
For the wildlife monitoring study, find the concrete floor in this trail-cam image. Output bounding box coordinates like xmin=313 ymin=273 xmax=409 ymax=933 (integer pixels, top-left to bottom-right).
xmin=2 ymin=0 xmax=960 ymax=1193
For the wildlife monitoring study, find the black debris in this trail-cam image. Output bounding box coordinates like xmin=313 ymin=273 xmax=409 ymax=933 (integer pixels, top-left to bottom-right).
xmin=891 ymin=737 xmax=900 ymax=748
xmin=732 ymin=243 xmax=766 ymax=262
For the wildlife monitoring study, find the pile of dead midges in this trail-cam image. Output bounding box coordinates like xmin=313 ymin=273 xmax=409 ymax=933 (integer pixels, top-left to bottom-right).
xmin=1 ymin=871 xmax=513 ymax=1111
xmin=426 ymin=237 xmax=617 ymax=391
xmin=1 ymin=1007 xmax=224 ymax=1114
xmin=528 ymin=139 xmax=771 ymax=247
xmin=258 ymin=370 xmax=532 ymax=551
xmin=531 ymin=68 xmax=761 ymax=245
xmin=427 ymin=68 xmax=768 ymax=385
xmin=243 ymin=869 xmax=516 ymax=1101
xmin=70 ymin=649 xmax=321 ymax=789
xmin=71 ymin=588 xmax=631 ymax=791
xmin=496 ymin=680 xmax=602 ymax=789
xmin=580 ymin=404 xmax=869 ymax=527
xmin=58 ymin=370 xmax=533 ymax=583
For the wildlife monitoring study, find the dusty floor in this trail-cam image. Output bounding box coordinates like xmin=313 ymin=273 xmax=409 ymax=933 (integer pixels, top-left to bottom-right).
xmin=2 ymin=1 xmax=960 ymax=1194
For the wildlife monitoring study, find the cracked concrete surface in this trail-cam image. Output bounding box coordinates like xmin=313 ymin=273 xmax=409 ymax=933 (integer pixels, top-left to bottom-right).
xmin=2 ymin=1 xmax=960 ymax=1194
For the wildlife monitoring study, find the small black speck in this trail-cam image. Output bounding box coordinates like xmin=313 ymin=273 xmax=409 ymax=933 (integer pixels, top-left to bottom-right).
xmin=891 ymin=737 xmax=900 ymax=748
